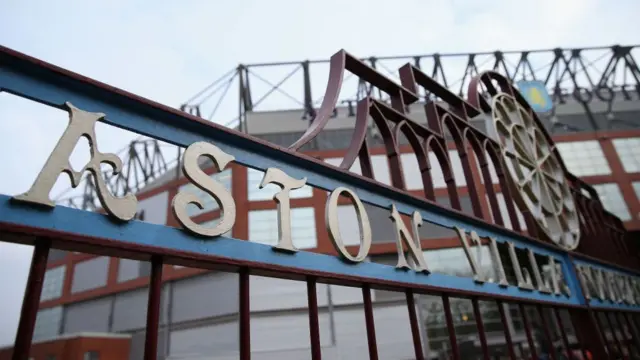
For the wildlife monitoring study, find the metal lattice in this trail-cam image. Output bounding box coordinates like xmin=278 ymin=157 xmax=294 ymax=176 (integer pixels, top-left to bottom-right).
xmin=56 ymin=44 xmax=640 ymax=209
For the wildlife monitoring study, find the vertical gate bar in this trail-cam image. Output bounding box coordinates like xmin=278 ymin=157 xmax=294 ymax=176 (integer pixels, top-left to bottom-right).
xmin=553 ymin=308 xmax=573 ymax=360
xmin=239 ymin=269 xmax=251 ymax=360
xmin=306 ymin=278 xmax=322 ymax=360
xmin=589 ymin=309 xmax=612 ymax=360
xmin=519 ymin=304 xmax=538 ymax=360
xmin=617 ymin=312 xmax=633 ymax=357
xmin=143 ymin=256 xmax=163 ymax=360
xmin=536 ymin=305 xmax=557 ymax=360
xmin=605 ymin=312 xmax=623 ymax=357
xmin=12 ymin=239 xmax=50 ymax=360
xmin=405 ymin=289 xmax=425 ymax=360
xmin=442 ymin=295 xmax=460 ymax=360
xmin=623 ymin=312 xmax=640 ymax=357
xmin=593 ymin=310 xmax=613 ymax=357
xmin=497 ymin=301 xmax=516 ymax=360
xmin=472 ymin=298 xmax=490 ymax=360
xmin=568 ymin=310 xmax=589 ymax=360
xmin=362 ymin=285 xmax=379 ymax=360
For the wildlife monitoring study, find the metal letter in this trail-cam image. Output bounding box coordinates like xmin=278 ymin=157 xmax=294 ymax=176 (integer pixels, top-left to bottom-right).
xmin=13 ymin=102 xmax=137 ymax=221
xmin=593 ymin=267 xmax=607 ymax=301
xmin=507 ymin=242 xmax=534 ymax=291
xmin=528 ymin=249 xmax=551 ymax=294
xmin=576 ymin=265 xmax=591 ymax=300
xmin=544 ymin=257 xmax=570 ymax=297
xmin=488 ymin=238 xmax=508 ymax=287
xmin=261 ymin=167 xmax=308 ymax=252
xmin=389 ymin=205 xmax=429 ymax=273
xmin=172 ymin=142 xmax=236 ymax=237
xmin=622 ymin=276 xmax=636 ymax=305
xmin=454 ymin=227 xmax=485 ymax=283
xmin=579 ymin=266 xmax=604 ymax=301
xmin=326 ymin=187 xmax=372 ymax=263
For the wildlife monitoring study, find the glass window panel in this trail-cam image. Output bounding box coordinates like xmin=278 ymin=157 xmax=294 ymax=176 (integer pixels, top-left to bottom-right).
xmin=323 ymin=157 xmax=362 ymax=175
xmin=423 ymin=246 xmax=492 ymax=277
xmin=324 ymin=155 xmax=390 ymax=185
xmin=633 ymin=182 xmax=640 ymax=201
xmin=41 ymin=266 xmax=65 ymax=301
xmin=556 ymin=140 xmax=611 ymax=176
xmin=199 ymin=217 xmax=232 ymax=238
xmin=178 ymin=169 xmax=232 ymax=217
xmin=400 ymin=153 xmax=423 ymax=190
xmin=400 ymin=152 xmax=452 ymax=189
xmin=247 ymin=168 xmax=313 ymax=201
xmin=370 ymin=155 xmax=391 ymax=185
xmin=248 ymin=207 xmax=317 ymax=249
xmin=335 ymin=205 xmax=361 ymax=246
xmin=33 ymin=306 xmax=62 ymax=341
xmin=447 ymin=150 xmax=467 ymax=186
xmin=613 ymin=137 xmax=640 ymax=173
xmin=485 ymin=193 xmax=527 ymax=230
xmin=117 ymin=259 xmax=141 ymax=283
xmin=593 ymin=183 xmax=632 ymax=221
xmin=477 ymin=151 xmax=500 ymax=184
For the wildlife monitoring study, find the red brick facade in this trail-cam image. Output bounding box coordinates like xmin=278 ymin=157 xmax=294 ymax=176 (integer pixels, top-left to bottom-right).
xmin=0 ymin=334 xmax=131 ymax=360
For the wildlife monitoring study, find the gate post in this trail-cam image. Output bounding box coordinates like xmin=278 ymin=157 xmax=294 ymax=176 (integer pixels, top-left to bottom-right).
xmin=12 ymin=239 xmax=51 ymax=360
xmin=565 ymin=256 xmax=610 ymax=359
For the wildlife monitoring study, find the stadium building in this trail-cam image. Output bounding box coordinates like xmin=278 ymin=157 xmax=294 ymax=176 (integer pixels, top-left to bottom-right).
xmin=2 ymin=44 xmax=640 ymax=360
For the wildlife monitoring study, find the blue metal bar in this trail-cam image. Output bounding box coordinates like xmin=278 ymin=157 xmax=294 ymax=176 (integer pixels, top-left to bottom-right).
xmin=0 ymin=195 xmax=581 ymax=305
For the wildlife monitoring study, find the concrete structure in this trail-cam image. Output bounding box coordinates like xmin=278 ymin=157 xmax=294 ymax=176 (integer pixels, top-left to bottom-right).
xmin=0 ymin=333 xmax=131 ymax=360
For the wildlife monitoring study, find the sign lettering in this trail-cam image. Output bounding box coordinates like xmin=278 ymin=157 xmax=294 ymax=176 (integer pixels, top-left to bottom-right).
xmin=12 ymin=102 xmax=640 ymax=307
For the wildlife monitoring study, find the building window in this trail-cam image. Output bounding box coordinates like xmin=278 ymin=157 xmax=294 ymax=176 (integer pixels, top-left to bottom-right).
xmin=447 ymin=150 xmax=466 ymax=187
xmin=178 ymin=169 xmax=232 ymax=217
xmin=592 ymin=183 xmax=631 ymax=221
xmin=117 ymin=259 xmax=151 ymax=283
xmin=324 ymin=155 xmax=391 ymax=185
xmin=485 ymin=193 xmax=527 ymax=230
xmin=555 ymin=140 xmax=611 ymax=176
xmin=324 ymin=157 xmax=362 ymax=175
xmin=248 ymin=207 xmax=317 ymax=249
xmin=398 ymin=150 xmax=467 ymax=190
xmin=40 ymin=265 xmax=65 ymax=301
xmin=247 ymin=168 xmax=312 ymax=201
xmin=199 ymin=217 xmax=232 ymax=237
xmin=33 ymin=306 xmax=62 ymax=341
xmin=423 ymin=246 xmax=492 ymax=277
xmin=333 ymin=205 xmax=362 ymax=246
xmin=71 ymin=257 xmax=109 ymax=293
xmin=613 ymin=137 xmax=640 ymax=173
xmin=477 ymin=151 xmax=499 ymax=184
xmin=83 ymin=351 xmax=100 ymax=360
xmin=633 ymin=182 xmax=640 ymax=201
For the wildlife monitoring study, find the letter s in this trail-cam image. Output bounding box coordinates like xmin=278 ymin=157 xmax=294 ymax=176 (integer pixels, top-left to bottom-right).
xmin=172 ymin=142 xmax=236 ymax=237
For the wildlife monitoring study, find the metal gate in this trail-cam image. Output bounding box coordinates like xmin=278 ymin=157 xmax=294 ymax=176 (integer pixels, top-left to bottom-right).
xmin=0 ymin=44 xmax=639 ymax=360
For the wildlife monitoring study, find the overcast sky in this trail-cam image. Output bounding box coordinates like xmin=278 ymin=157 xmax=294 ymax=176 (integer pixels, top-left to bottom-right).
xmin=1 ymin=0 xmax=639 ymax=347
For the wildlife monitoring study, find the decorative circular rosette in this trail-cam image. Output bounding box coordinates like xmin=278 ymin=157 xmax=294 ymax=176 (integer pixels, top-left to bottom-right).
xmin=490 ymin=93 xmax=580 ymax=250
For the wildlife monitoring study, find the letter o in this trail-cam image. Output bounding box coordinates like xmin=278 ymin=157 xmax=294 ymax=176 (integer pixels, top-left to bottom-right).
xmin=325 ymin=187 xmax=372 ymax=263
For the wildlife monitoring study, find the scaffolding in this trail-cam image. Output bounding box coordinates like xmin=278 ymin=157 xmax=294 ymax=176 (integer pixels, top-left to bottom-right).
xmin=56 ymin=44 xmax=640 ymax=209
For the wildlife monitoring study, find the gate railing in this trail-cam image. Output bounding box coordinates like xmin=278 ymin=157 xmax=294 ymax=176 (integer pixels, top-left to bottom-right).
xmin=1 ymin=45 xmax=639 ymax=359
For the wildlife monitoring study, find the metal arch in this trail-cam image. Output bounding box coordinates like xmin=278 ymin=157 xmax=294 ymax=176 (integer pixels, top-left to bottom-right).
xmin=180 ymin=44 xmax=640 ymax=130
xmin=54 ymin=45 xmax=640 ymax=239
